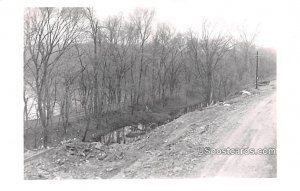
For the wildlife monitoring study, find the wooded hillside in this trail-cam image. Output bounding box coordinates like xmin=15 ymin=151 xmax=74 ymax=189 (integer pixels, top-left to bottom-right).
xmin=24 ymin=8 xmax=276 ymax=149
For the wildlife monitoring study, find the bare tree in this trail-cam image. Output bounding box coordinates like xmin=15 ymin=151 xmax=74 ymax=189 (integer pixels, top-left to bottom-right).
xmin=102 ymin=16 xmax=135 ymax=109
xmin=23 ymin=7 xmax=276 ymax=148
xmin=187 ymin=21 xmax=233 ymax=104
xmin=168 ymin=33 xmax=185 ymax=97
xmin=237 ymin=24 xmax=259 ymax=80
xmin=24 ymin=8 xmax=84 ymax=148
xmin=130 ymin=8 xmax=155 ymax=105
xmin=74 ymin=44 xmax=93 ymax=142
xmin=84 ymin=7 xmax=105 ymax=130
xmin=152 ymin=23 xmax=183 ymax=105
xmin=56 ymin=49 xmax=84 ymax=136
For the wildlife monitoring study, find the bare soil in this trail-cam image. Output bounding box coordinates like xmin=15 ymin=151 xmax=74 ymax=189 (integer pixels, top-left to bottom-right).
xmin=24 ymin=82 xmax=276 ymax=179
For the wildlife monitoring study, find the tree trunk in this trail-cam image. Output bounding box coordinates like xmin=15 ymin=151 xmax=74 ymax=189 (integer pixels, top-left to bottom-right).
xmin=37 ymin=92 xmax=48 ymax=148
xmin=24 ymin=97 xmax=29 ymax=130
xmin=206 ymin=71 xmax=213 ymax=105
xmin=82 ymin=99 xmax=92 ymax=142
xmin=82 ymin=115 xmax=91 ymax=142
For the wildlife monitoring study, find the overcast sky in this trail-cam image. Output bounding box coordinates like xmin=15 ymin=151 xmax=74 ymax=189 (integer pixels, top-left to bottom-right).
xmin=2 ymin=0 xmax=299 ymax=51
xmin=92 ymin=0 xmax=279 ymax=49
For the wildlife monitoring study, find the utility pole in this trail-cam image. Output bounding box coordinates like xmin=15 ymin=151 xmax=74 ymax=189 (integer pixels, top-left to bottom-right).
xmin=256 ymin=51 xmax=258 ymax=89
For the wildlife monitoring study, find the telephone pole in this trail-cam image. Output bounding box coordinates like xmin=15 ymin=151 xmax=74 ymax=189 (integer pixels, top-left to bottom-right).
xmin=256 ymin=51 xmax=258 ymax=89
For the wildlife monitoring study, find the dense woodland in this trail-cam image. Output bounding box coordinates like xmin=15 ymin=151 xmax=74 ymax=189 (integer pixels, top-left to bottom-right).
xmin=24 ymin=8 xmax=276 ymax=149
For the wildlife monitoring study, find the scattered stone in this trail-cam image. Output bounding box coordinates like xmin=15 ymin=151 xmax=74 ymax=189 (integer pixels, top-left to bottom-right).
xmin=106 ymin=167 xmax=114 ymax=172
xmin=79 ymin=152 xmax=85 ymax=157
xmin=86 ymin=154 xmax=95 ymax=160
xmin=56 ymin=159 xmax=65 ymax=165
xmin=137 ymin=123 xmax=143 ymax=130
xmin=93 ymin=142 xmax=104 ymax=150
xmin=241 ymin=90 xmax=251 ymax=95
xmin=199 ymin=125 xmax=209 ymax=134
xmin=66 ymin=145 xmax=76 ymax=151
xmin=97 ymin=152 xmax=107 ymax=160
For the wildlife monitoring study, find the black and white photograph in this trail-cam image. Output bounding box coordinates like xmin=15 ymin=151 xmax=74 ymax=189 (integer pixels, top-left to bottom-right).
xmin=1 ymin=0 xmax=300 ymax=188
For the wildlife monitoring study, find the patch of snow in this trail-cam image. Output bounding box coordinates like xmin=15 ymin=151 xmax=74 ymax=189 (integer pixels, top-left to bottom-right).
xmin=241 ymin=90 xmax=251 ymax=95
xmin=137 ymin=123 xmax=143 ymax=130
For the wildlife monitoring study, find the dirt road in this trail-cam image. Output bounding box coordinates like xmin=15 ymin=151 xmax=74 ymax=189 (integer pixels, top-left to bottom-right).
xmin=193 ymin=91 xmax=276 ymax=177
xmin=113 ymin=83 xmax=276 ymax=178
